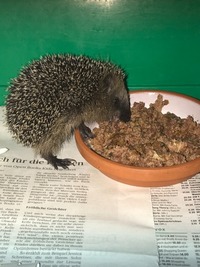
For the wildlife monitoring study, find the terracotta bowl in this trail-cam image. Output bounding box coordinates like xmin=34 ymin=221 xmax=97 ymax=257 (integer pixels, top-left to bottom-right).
xmin=75 ymin=90 xmax=200 ymax=187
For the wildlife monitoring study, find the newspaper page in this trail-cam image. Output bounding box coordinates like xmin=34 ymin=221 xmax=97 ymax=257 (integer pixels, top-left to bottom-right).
xmin=0 ymin=106 xmax=158 ymax=267
xmin=151 ymin=173 xmax=200 ymax=267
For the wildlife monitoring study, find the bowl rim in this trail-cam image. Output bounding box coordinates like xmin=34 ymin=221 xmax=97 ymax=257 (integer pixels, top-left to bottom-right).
xmin=128 ymin=89 xmax=200 ymax=105
xmin=75 ymin=89 xmax=200 ymax=179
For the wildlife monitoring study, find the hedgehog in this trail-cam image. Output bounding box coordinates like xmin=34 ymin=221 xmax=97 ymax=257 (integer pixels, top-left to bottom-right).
xmin=6 ymin=54 xmax=131 ymax=169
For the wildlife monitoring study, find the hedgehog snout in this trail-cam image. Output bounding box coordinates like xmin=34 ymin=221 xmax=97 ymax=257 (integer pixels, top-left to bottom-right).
xmin=119 ymin=107 xmax=131 ymax=122
xmin=117 ymin=99 xmax=131 ymax=122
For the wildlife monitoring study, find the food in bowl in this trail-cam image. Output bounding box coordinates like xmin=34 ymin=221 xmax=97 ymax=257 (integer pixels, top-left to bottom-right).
xmin=86 ymin=94 xmax=200 ymax=167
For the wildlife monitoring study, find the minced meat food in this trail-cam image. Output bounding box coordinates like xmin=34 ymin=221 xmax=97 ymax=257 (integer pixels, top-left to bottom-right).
xmin=87 ymin=94 xmax=200 ymax=167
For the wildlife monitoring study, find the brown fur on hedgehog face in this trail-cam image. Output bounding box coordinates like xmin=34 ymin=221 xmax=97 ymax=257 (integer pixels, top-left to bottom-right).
xmin=104 ymin=73 xmax=131 ymax=122
xmin=83 ymin=72 xmax=131 ymax=123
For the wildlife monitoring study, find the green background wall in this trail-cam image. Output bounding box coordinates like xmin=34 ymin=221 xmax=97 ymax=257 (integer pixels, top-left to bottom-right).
xmin=0 ymin=0 xmax=200 ymax=106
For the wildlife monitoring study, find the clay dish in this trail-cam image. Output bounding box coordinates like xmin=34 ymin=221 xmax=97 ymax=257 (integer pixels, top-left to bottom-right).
xmin=75 ymin=90 xmax=200 ymax=187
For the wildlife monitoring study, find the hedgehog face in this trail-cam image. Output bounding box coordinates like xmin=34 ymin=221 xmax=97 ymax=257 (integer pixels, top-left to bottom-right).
xmin=100 ymin=73 xmax=131 ymax=122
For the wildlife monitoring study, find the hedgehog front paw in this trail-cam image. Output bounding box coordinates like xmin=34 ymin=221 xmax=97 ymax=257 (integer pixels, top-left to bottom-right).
xmin=54 ymin=157 xmax=76 ymax=170
xmin=79 ymin=122 xmax=94 ymax=139
xmin=45 ymin=154 xmax=76 ymax=170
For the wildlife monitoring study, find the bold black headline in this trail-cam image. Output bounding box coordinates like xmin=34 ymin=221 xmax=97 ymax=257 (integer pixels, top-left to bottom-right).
xmin=0 ymin=157 xmax=84 ymax=166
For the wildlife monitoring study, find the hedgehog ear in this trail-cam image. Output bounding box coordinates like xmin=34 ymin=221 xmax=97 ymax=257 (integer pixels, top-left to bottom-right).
xmin=101 ymin=73 xmax=115 ymax=93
